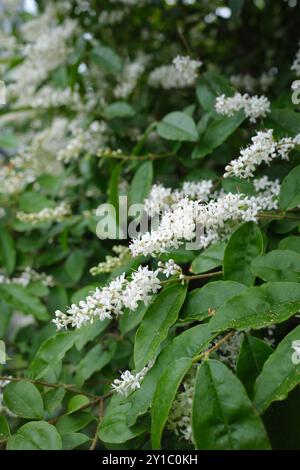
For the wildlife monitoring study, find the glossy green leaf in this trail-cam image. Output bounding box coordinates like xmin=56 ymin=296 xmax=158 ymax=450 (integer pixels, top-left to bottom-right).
xmin=29 ymin=331 xmax=78 ymax=379
xmin=4 ymin=380 xmax=44 ymax=419
xmin=190 ymin=242 xmax=226 ymax=274
xmin=67 ymin=395 xmax=90 ymax=414
xmin=192 ymin=360 xmax=270 ymax=449
xmin=254 ymin=324 xmax=300 ymax=414
xmin=278 ymin=236 xmax=300 ymax=253
xmin=251 ymin=250 xmax=300 ymax=282
xmin=0 ymin=284 xmax=49 ymax=321
xmin=134 ymin=284 xmax=187 ymax=369
xmin=157 ymin=112 xmax=198 ymax=142
xmin=223 ymin=222 xmax=264 ymax=286
xmin=0 ymin=226 xmax=16 ymax=275
xmin=192 ymin=111 xmax=244 ymax=159
xmin=236 ymin=335 xmax=273 ymax=397
xmin=209 ymin=282 xmax=300 ymax=332
xmin=75 ymin=343 xmax=116 ymax=387
xmin=279 ymin=165 xmax=300 ymax=210
xmin=129 ymin=161 xmax=153 ymax=205
xmin=7 ymin=421 xmax=62 ymax=450
xmin=151 ymin=357 xmax=192 ymax=449
xmin=181 ymin=280 xmax=247 ymax=321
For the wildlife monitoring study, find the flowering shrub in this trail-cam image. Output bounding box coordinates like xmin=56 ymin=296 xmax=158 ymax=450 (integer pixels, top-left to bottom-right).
xmin=1 ymin=0 xmax=300 ymax=451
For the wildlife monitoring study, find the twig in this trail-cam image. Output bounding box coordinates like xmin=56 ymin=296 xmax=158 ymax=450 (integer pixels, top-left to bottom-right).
xmin=193 ymin=331 xmax=234 ymax=363
xmin=89 ymin=400 xmax=104 ymax=450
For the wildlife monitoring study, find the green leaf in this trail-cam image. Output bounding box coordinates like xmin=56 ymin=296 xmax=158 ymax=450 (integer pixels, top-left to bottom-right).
xmin=99 ymin=402 xmax=149 ymax=444
xmin=67 ymin=395 xmax=90 ymax=414
xmin=100 ymin=324 xmax=215 ymax=444
xmin=268 ymin=108 xmax=300 ymax=136
xmin=196 ymin=71 xmax=233 ymax=111
xmin=56 ymin=411 xmax=95 ymax=435
xmin=192 ymin=111 xmax=244 ymax=159
xmin=278 ymin=236 xmax=300 ymax=254
xmin=279 ymin=165 xmax=300 ymax=210
xmin=223 ymin=222 xmax=264 ymax=286
xmin=190 ymin=242 xmax=226 ymax=274
xmin=254 ymin=324 xmax=300 ymax=414
xmin=192 ymin=359 xmax=270 ymax=449
xmin=18 ymin=191 xmax=54 ymax=212
xmin=236 ymin=335 xmax=273 ymax=397
xmin=129 ymin=161 xmax=153 ymax=206
xmin=251 ymin=250 xmax=300 ymax=282
xmin=75 ymin=343 xmax=116 ymax=387
xmin=0 ymin=226 xmax=16 ymax=275
xmin=61 ymin=432 xmax=89 ymax=450
xmin=209 ymin=282 xmax=300 ymax=332
xmin=0 ymin=414 xmax=10 ymax=439
xmin=181 ymin=280 xmax=247 ymax=322
xmin=157 ymin=112 xmax=198 ymax=142
xmin=103 ymin=101 xmax=135 ymax=119
xmin=44 ymin=387 xmax=65 ymax=414
xmin=65 ymin=250 xmax=86 ymax=282
xmin=119 ymin=302 xmax=148 ymax=335
xmin=7 ymin=421 xmax=62 ymax=450
xmin=29 ymin=331 xmax=78 ymax=379
xmin=0 ymin=284 xmax=49 ymax=321
xmin=4 ymin=380 xmax=44 ymax=419
xmin=91 ymin=45 xmax=122 ymax=74
xmin=134 ymin=284 xmax=187 ymax=369
xmin=151 ymin=357 xmax=192 ymax=449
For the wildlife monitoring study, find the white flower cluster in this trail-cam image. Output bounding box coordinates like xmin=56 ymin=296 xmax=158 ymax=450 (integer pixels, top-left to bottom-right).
xmin=53 ymin=259 xmax=183 ymax=330
xmin=16 ymin=202 xmax=71 ymax=225
xmin=9 ymin=17 xmax=76 ymax=98
xmin=130 ymin=179 xmax=280 ymax=257
xmin=0 ymin=164 xmax=35 ymax=195
xmin=57 ymin=121 xmax=107 ymax=164
xmin=114 ymin=59 xmax=146 ymax=98
xmin=144 ymin=180 xmax=213 ymax=216
xmin=167 ymin=373 xmax=195 ymax=442
xmin=224 ymin=129 xmax=300 ymax=178
xmin=230 ymin=72 xmax=275 ymax=93
xmin=0 ymin=208 xmax=5 ymax=218
xmin=215 ymin=92 xmax=271 ymax=123
xmin=53 ymin=265 xmax=162 ymax=330
xmin=149 ymin=55 xmax=202 ymax=89
xmin=0 ymin=118 xmax=69 ymax=196
xmin=112 ymin=364 xmax=151 ymax=397
xmin=90 ymin=245 xmax=130 ymax=275
xmin=158 ymin=259 xmax=183 ymax=279
xmin=29 ymin=86 xmax=82 ymax=110
xmin=291 ymin=41 xmax=300 ymax=76
xmin=0 ymin=267 xmax=54 ymax=288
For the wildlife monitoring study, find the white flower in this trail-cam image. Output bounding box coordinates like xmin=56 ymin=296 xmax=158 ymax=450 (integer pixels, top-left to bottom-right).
xmin=224 ymin=130 xmax=300 ymax=178
xmin=114 ymin=58 xmax=146 ymax=98
xmin=149 ymin=55 xmax=202 ymax=89
xmin=144 ymin=180 xmax=213 ymax=216
xmin=16 ymin=202 xmax=71 ymax=225
xmin=112 ymin=364 xmax=151 ymax=397
xmin=53 ymin=266 xmax=162 ymax=330
xmin=158 ymin=259 xmax=183 ymax=278
xmin=0 ymin=267 xmax=54 ymax=288
xmin=215 ymin=92 xmax=270 ymax=123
